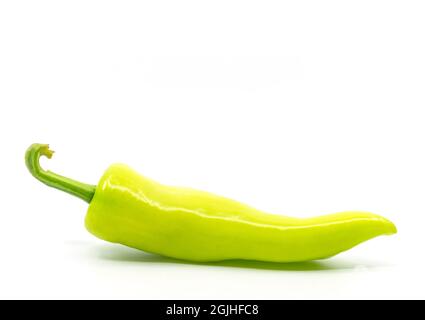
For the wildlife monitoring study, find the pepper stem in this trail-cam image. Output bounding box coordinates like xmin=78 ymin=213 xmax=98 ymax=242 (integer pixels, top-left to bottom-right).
xmin=25 ymin=143 xmax=96 ymax=203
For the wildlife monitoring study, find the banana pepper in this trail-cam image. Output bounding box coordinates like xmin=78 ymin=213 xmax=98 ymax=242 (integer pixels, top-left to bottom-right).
xmin=25 ymin=143 xmax=396 ymax=263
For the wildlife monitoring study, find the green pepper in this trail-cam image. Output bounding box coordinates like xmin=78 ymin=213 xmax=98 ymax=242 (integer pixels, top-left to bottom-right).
xmin=25 ymin=143 xmax=396 ymax=263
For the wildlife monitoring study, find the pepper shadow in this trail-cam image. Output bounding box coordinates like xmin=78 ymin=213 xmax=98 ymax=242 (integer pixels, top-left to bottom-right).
xmin=92 ymin=243 xmax=387 ymax=271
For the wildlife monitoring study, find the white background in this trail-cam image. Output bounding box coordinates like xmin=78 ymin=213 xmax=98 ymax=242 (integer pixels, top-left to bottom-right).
xmin=0 ymin=1 xmax=424 ymax=299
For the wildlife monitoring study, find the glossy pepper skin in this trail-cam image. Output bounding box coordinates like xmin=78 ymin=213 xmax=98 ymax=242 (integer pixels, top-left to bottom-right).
xmin=26 ymin=143 xmax=397 ymax=263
